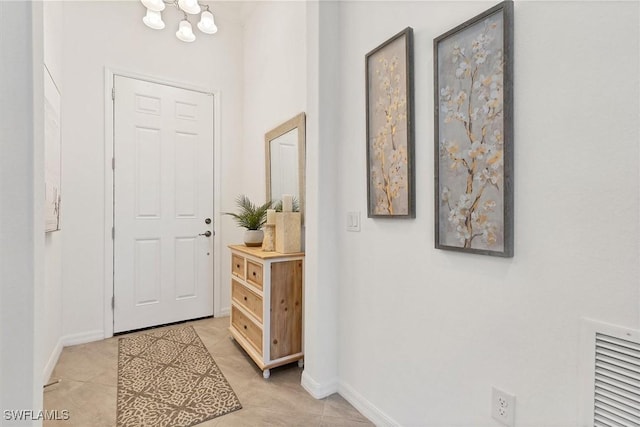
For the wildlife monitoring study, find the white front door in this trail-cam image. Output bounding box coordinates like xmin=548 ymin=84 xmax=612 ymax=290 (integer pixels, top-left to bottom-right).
xmin=113 ymin=76 xmax=214 ymax=333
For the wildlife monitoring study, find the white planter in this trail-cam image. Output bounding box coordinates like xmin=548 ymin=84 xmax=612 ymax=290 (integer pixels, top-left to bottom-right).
xmin=244 ymin=229 xmax=264 ymax=247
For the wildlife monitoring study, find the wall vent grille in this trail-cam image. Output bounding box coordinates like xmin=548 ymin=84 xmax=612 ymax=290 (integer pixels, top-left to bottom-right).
xmin=595 ymin=333 xmax=640 ymax=426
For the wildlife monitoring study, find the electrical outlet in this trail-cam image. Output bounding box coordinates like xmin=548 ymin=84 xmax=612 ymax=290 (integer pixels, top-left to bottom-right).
xmin=491 ymin=387 xmax=515 ymax=426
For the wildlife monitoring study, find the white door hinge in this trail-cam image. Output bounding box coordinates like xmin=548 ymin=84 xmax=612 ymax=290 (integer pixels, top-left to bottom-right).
xmin=111 ymin=296 xmax=114 ymax=310
xmin=112 ymin=227 xmax=115 ymax=239
xmin=112 ymin=157 xmax=115 ymax=170
xmin=112 ymin=87 xmax=115 ymax=101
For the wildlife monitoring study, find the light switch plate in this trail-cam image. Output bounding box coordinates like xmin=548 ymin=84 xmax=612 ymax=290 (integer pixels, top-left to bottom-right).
xmin=346 ymin=212 xmax=360 ymax=232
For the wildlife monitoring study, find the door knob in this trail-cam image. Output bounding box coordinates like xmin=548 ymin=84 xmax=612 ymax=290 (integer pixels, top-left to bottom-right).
xmin=199 ymin=231 xmax=212 ymax=237
xmin=205 ymin=218 xmax=211 ymax=224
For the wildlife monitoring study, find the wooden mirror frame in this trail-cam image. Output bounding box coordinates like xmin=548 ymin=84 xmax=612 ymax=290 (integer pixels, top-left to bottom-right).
xmin=265 ymin=112 xmax=306 ymax=222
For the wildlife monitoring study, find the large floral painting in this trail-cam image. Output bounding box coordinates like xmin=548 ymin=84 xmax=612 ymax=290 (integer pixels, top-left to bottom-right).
xmin=366 ymin=27 xmax=415 ymax=218
xmin=45 ymin=66 xmax=62 ymax=233
xmin=434 ymin=1 xmax=513 ymax=256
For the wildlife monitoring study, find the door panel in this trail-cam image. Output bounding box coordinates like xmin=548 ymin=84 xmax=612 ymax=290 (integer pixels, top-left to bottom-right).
xmin=175 ymin=237 xmax=197 ymax=299
xmin=113 ymin=76 xmax=214 ymax=333
xmin=135 ymin=128 xmax=162 ymax=217
xmin=175 ymin=133 xmax=198 ymax=217
xmin=135 ymin=239 xmax=161 ymax=304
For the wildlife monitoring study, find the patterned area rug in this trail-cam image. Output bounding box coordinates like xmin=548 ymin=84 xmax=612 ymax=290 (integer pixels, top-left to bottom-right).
xmin=117 ymin=325 xmax=242 ymax=427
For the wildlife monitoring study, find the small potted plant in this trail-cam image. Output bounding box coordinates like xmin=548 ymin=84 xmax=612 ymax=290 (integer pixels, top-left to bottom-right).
xmin=225 ymin=195 xmax=272 ymax=247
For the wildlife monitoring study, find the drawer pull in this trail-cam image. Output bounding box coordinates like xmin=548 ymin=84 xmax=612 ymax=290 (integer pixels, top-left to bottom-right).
xmin=243 ymin=325 xmax=247 ymax=330
xmin=252 ymin=272 xmax=256 ymax=276
xmin=273 ymin=339 xmax=278 ymax=345
xmin=243 ymin=296 xmax=248 ymax=301
xmin=236 ymin=264 xmax=240 ymax=269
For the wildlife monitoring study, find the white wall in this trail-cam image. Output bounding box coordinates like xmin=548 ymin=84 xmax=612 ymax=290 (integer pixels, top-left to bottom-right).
xmin=241 ymin=1 xmax=307 ymax=201
xmin=331 ymin=1 xmax=639 ymax=426
xmin=60 ymin=1 xmax=244 ymax=339
xmin=43 ymin=2 xmax=63 ymax=83
xmin=301 ymin=0 xmax=341 ymax=398
xmin=0 ymin=0 xmax=45 ymax=419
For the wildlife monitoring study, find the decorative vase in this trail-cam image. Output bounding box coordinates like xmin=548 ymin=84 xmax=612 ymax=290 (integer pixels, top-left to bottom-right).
xmin=275 ymin=212 xmax=301 ymax=253
xmin=244 ymin=229 xmax=264 ymax=247
xmin=262 ymin=224 xmax=276 ymax=252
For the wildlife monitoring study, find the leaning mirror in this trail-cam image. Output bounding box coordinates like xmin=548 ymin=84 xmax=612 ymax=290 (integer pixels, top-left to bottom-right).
xmin=265 ymin=113 xmax=306 ymax=221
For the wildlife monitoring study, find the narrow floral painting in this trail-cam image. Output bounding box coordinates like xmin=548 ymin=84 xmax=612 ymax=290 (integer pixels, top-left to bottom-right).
xmin=366 ymin=28 xmax=415 ymax=218
xmin=435 ymin=2 xmax=513 ymax=256
xmin=45 ymin=67 xmax=62 ymax=233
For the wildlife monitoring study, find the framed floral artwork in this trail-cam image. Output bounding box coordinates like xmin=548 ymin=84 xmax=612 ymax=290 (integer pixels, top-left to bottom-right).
xmin=44 ymin=66 xmax=62 ymax=233
xmin=434 ymin=1 xmax=513 ymax=257
xmin=366 ymin=27 xmax=415 ymax=218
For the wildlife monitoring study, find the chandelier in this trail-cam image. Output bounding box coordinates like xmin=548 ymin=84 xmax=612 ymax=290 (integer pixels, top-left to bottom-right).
xmin=141 ymin=0 xmax=218 ymax=43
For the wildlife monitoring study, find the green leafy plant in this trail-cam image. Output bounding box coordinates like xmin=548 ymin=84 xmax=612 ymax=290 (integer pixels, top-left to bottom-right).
xmin=224 ymin=195 xmax=272 ymax=230
xmin=272 ymin=197 xmax=300 ymax=212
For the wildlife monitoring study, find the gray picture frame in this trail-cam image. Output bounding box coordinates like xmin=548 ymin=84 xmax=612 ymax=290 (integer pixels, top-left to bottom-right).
xmin=366 ymin=27 xmax=415 ymax=219
xmin=434 ymin=1 xmax=514 ymax=257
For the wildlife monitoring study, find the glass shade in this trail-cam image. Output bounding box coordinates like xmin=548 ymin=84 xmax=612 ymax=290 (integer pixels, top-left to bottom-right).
xmin=143 ymin=9 xmax=165 ymax=30
xmin=178 ymin=0 xmax=201 ymax=15
xmin=141 ymin=0 xmax=165 ymax=12
xmin=176 ymin=20 xmax=196 ymax=42
xmin=197 ymin=11 xmax=217 ymax=34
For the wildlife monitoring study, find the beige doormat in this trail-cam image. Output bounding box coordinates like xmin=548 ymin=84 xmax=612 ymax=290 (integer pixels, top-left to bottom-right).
xmin=117 ymin=325 xmax=242 ymax=427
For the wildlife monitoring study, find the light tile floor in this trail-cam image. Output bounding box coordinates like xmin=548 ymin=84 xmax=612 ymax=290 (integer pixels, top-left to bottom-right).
xmin=43 ymin=316 xmax=373 ymax=427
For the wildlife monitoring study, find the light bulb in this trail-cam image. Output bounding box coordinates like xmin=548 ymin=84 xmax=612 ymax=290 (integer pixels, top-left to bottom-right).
xmin=197 ymin=11 xmax=217 ymax=34
xmin=141 ymin=0 xmax=165 ymax=12
xmin=178 ymin=0 xmax=201 ymax=15
xmin=143 ymin=9 xmax=165 ymax=30
xmin=176 ymin=20 xmax=196 ymax=42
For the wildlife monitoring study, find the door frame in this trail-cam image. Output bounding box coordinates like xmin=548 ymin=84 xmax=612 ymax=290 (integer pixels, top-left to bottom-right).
xmin=103 ymin=68 xmax=223 ymax=338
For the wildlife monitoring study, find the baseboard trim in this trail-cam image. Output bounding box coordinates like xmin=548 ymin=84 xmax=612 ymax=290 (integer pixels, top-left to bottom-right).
xmin=217 ymin=307 xmax=230 ymax=317
xmin=61 ymin=330 xmax=105 ymax=347
xmin=338 ymin=380 xmax=399 ymax=427
xmin=301 ymin=371 xmax=338 ymax=399
xmin=43 ymin=338 xmax=63 ymax=383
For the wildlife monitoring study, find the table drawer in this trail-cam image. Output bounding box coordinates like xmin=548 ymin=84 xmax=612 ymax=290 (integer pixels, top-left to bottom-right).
xmin=232 ymin=306 xmax=262 ymax=355
xmin=232 ymin=279 xmax=263 ymax=322
xmin=246 ymin=260 xmax=263 ymax=289
xmin=231 ymin=254 xmax=244 ymax=279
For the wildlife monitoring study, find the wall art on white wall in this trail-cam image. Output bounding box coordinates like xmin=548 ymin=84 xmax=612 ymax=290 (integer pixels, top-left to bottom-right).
xmin=434 ymin=1 xmax=513 ymax=257
xmin=366 ymin=27 xmax=415 ymax=218
xmin=44 ymin=66 xmax=62 ymax=232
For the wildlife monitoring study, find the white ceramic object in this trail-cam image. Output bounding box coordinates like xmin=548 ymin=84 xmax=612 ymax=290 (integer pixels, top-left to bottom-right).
xmin=244 ymin=229 xmax=264 ymax=247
